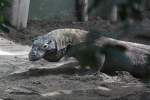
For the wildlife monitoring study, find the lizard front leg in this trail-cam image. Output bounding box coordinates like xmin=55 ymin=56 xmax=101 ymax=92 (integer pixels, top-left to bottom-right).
xmin=95 ymin=52 xmax=106 ymax=76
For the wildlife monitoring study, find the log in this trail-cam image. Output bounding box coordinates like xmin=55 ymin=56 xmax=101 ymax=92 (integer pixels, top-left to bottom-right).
xmin=67 ymin=36 xmax=150 ymax=78
xmin=95 ymin=36 xmax=150 ymax=53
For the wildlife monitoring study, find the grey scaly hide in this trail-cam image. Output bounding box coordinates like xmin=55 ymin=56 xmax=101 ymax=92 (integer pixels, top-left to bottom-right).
xmin=29 ymin=28 xmax=88 ymax=61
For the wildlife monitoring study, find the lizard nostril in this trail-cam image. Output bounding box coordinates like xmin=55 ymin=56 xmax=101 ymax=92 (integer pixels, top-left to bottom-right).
xmin=29 ymin=51 xmax=36 ymax=57
xmin=32 ymin=53 xmax=36 ymax=56
xmin=29 ymin=52 xmax=38 ymax=61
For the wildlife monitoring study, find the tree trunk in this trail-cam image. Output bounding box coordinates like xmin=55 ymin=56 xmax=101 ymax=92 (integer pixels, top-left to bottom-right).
xmin=145 ymin=0 xmax=150 ymax=10
xmin=76 ymin=0 xmax=88 ymax=21
xmin=110 ymin=5 xmax=118 ymax=22
xmin=11 ymin=0 xmax=30 ymax=30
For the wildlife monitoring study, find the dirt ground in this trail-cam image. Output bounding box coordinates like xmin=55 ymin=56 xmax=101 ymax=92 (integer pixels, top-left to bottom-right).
xmin=0 ymin=18 xmax=150 ymax=100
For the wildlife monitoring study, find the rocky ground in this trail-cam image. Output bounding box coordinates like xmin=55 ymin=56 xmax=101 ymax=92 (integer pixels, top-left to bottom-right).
xmin=0 ymin=18 xmax=150 ymax=100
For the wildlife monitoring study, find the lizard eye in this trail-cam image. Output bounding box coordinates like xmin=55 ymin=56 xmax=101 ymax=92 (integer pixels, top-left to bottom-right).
xmin=43 ymin=43 xmax=49 ymax=49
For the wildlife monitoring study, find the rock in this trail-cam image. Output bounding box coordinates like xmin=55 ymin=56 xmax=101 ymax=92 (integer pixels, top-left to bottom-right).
xmin=5 ymin=87 xmax=40 ymax=95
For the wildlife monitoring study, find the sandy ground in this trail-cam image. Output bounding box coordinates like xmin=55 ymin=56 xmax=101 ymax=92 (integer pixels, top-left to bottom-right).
xmin=0 ymin=17 xmax=150 ymax=99
xmin=0 ymin=32 xmax=150 ymax=100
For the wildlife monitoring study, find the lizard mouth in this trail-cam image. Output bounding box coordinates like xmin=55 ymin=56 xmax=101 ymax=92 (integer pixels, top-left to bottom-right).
xmin=43 ymin=49 xmax=64 ymax=62
xmin=45 ymin=49 xmax=57 ymax=55
xmin=29 ymin=55 xmax=41 ymax=61
xmin=29 ymin=51 xmax=44 ymax=61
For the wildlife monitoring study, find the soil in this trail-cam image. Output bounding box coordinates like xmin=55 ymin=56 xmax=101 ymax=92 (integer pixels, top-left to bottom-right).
xmin=0 ymin=17 xmax=150 ymax=100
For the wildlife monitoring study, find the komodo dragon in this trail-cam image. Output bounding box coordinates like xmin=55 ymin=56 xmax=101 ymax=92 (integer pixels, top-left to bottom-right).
xmin=29 ymin=28 xmax=150 ymax=77
xmin=29 ymin=28 xmax=88 ymax=61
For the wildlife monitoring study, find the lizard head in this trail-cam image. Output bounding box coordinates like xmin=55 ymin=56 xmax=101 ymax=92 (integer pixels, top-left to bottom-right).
xmin=29 ymin=35 xmax=57 ymax=61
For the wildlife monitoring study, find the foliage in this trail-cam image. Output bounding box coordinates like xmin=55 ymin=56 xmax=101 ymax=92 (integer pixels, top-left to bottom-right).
xmin=0 ymin=0 xmax=10 ymax=10
xmin=0 ymin=0 xmax=10 ymax=23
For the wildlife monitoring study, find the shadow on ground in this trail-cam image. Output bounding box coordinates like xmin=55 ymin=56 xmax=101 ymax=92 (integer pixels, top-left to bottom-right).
xmin=0 ymin=35 xmax=149 ymax=100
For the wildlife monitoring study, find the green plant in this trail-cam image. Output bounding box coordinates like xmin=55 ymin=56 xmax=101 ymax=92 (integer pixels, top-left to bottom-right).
xmin=0 ymin=0 xmax=10 ymax=23
xmin=0 ymin=0 xmax=10 ymax=10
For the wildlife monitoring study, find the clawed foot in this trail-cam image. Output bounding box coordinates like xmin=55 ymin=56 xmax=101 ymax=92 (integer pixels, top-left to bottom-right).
xmin=82 ymin=70 xmax=104 ymax=77
xmin=92 ymin=71 xmax=104 ymax=78
xmin=72 ymin=71 xmax=107 ymax=81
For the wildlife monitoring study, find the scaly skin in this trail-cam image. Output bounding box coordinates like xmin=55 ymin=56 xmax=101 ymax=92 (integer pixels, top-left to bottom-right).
xmin=29 ymin=29 xmax=150 ymax=77
xmin=29 ymin=28 xmax=88 ymax=62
